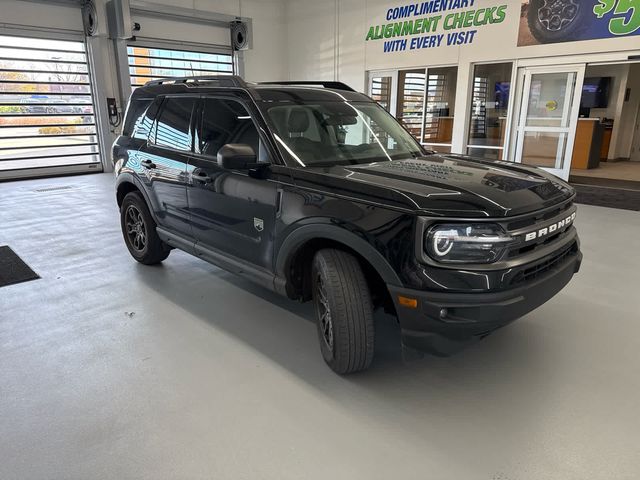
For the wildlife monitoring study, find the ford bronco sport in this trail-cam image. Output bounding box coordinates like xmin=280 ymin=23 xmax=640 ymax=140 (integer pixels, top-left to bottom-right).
xmin=113 ymin=76 xmax=582 ymax=374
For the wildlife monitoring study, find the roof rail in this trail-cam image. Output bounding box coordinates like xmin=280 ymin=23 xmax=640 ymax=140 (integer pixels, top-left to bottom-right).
xmin=258 ymin=81 xmax=355 ymax=92
xmin=145 ymin=75 xmax=248 ymax=88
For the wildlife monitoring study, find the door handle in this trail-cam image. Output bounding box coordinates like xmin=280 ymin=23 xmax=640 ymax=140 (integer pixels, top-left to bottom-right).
xmin=191 ymin=168 xmax=212 ymax=184
xmin=141 ymin=159 xmax=156 ymax=169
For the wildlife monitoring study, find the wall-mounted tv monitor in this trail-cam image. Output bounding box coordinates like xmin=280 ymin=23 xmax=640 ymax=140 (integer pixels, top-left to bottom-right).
xmin=581 ymin=77 xmax=611 ymax=109
xmin=495 ymin=81 xmax=510 ymax=109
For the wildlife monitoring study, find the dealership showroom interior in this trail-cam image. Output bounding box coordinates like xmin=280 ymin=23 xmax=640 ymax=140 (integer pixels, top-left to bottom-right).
xmin=2 ymin=0 xmax=640 ymax=478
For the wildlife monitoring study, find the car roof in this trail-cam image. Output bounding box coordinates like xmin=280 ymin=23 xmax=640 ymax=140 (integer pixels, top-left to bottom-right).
xmin=131 ymin=76 xmax=374 ymax=103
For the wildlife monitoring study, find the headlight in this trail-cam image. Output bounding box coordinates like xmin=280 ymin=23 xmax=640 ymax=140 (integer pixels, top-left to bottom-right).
xmin=425 ymin=224 xmax=513 ymax=264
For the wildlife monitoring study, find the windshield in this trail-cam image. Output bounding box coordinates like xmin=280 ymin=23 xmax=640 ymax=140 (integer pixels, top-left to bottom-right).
xmin=263 ymin=101 xmax=426 ymax=167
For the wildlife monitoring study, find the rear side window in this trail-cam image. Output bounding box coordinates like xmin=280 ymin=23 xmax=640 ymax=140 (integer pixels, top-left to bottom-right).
xmin=123 ymin=97 xmax=152 ymax=137
xmin=154 ymin=96 xmax=197 ymax=152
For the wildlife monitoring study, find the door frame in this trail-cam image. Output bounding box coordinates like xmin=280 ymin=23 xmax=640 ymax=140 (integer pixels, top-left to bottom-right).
xmin=421 ymin=64 xmax=458 ymax=151
xmin=509 ymin=64 xmax=585 ymax=180
xmin=631 ymin=97 xmax=640 ymax=162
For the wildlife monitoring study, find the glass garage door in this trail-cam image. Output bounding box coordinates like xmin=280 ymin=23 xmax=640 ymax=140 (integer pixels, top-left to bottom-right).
xmin=0 ymin=35 xmax=101 ymax=175
xmin=127 ymin=44 xmax=233 ymax=89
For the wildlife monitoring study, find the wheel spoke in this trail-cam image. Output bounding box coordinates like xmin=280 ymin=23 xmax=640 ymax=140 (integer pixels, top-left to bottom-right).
xmin=319 ymin=289 xmax=328 ymax=305
xmin=315 ymin=273 xmax=334 ymax=351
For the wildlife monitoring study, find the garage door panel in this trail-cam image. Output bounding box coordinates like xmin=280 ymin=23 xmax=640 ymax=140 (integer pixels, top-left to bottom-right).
xmin=0 ymin=47 xmax=86 ymax=63
xmin=0 ymin=113 xmax=94 ymax=125
xmin=0 ymin=105 xmax=94 ymax=116
xmin=0 ymin=60 xmax=88 ymax=73
xmin=0 ymin=82 xmax=92 ymax=94
xmin=0 ymin=126 xmax=96 ymax=138
xmin=128 ymin=44 xmax=233 ymax=89
xmin=0 ymin=133 xmax=96 ymax=145
xmin=127 ymin=59 xmax=232 ymax=71
xmin=0 ymin=94 xmax=93 ymax=105
xmin=0 ymin=34 xmax=101 ymax=174
xmin=0 ymin=143 xmax=99 ymax=160
xmin=129 ymin=64 xmax=231 ymax=77
xmin=0 ymin=70 xmax=91 ymax=83
xmin=1 ymin=153 xmax=101 ymax=170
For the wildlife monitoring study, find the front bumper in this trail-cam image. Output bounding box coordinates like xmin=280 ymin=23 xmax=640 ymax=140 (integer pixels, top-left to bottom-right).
xmin=388 ymin=246 xmax=582 ymax=356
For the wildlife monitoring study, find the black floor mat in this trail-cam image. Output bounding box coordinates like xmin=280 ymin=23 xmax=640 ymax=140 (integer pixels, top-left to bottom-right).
xmin=0 ymin=246 xmax=40 ymax=288
xmin=574 ymin=184 xmax=640 ymax=211
xmin=569 ymin=175 xmax=640 ymax=191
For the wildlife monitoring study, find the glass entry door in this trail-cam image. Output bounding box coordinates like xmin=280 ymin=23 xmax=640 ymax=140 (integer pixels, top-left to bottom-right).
xmin=368 ymin=70 xmax=397 ymax=114
xmin=513 ymin=65 xmax=585 ymax=180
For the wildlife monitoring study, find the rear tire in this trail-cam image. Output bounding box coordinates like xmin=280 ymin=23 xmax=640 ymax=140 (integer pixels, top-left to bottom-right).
xmin=312 ymin=249 xmax=375 ymax=374
xmin=120 ymin=191 xmax=170 ymax=265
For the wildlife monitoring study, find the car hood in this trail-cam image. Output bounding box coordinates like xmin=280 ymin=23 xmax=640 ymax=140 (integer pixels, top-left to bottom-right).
xmin=287 ymin=154 xmax=575 ymax=217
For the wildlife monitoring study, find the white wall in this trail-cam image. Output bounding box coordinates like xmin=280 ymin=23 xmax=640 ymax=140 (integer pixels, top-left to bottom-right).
xmin=617 ymin=63 xmax=640 ymax=161
xmin=287 ymin=0 xmax=640 ymax=80
xmin=241 ymin=0 xmax=288 ymax=81
xmin=126 ymin=0 xmax=287 ymax=81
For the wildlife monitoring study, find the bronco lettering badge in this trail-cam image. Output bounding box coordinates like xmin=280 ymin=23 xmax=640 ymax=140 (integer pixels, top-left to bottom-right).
xmin=524 ymin=212 xmax=577 ymax=242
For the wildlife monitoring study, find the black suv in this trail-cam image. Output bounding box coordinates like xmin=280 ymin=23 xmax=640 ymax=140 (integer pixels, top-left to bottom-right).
xmin=113 ymin=76 xmax=582 ymax=374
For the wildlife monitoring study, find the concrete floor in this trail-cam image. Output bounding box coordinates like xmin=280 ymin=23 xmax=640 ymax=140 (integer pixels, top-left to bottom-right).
xmin=1 ymin=173 xmax=639 ymax=480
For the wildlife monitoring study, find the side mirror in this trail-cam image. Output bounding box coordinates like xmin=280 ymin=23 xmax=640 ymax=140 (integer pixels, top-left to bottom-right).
xmin=217 ymin=144 xmax=257 ymax=170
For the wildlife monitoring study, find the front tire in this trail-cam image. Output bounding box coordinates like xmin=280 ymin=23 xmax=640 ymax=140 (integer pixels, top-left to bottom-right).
xmin=120 ymin=191 xmax=170 ymax=265
xmin=312 ymin=249 xmax=375 ymax=374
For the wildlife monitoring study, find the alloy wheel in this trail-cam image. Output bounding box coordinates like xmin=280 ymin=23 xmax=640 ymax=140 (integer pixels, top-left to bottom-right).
xmin=125 ymin=205 xmax=147 ymax=252
xmin=538 ymin=0 xmax=579 ymax=32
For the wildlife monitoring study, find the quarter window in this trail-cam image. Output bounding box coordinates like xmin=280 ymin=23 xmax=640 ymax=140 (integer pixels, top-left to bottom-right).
xmin=154 ymin=97 xmax=196 ymax=151
xmin=124 ymin=97 xmax=152 ymax=137
xmin=131 ymin=98 xmax=158 ymax=141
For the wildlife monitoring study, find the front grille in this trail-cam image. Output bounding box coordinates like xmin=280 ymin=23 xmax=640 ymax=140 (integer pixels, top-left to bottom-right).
xmin=506 ymin=200 xmax=574 ymax=231
xmin=510 ymin=241 xmax=578 ymax=286
xmin=501 ymin=199 xmax=577 ymax=261
xmin=505 ymin=225 xmax=573 ymax=259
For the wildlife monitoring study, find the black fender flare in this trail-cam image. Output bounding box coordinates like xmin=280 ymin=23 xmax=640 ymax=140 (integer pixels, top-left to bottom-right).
xmin=115 ymin=172 xmax=160 ymax=224
xmin=275 ymin=224 xmax=403 ymax=289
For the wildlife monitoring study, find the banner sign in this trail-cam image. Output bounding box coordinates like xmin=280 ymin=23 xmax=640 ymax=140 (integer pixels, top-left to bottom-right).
xmin=518 ymin=0 xmax=640 ymax=46
xmin=365 ymin=1 xmax=509 ymax=53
